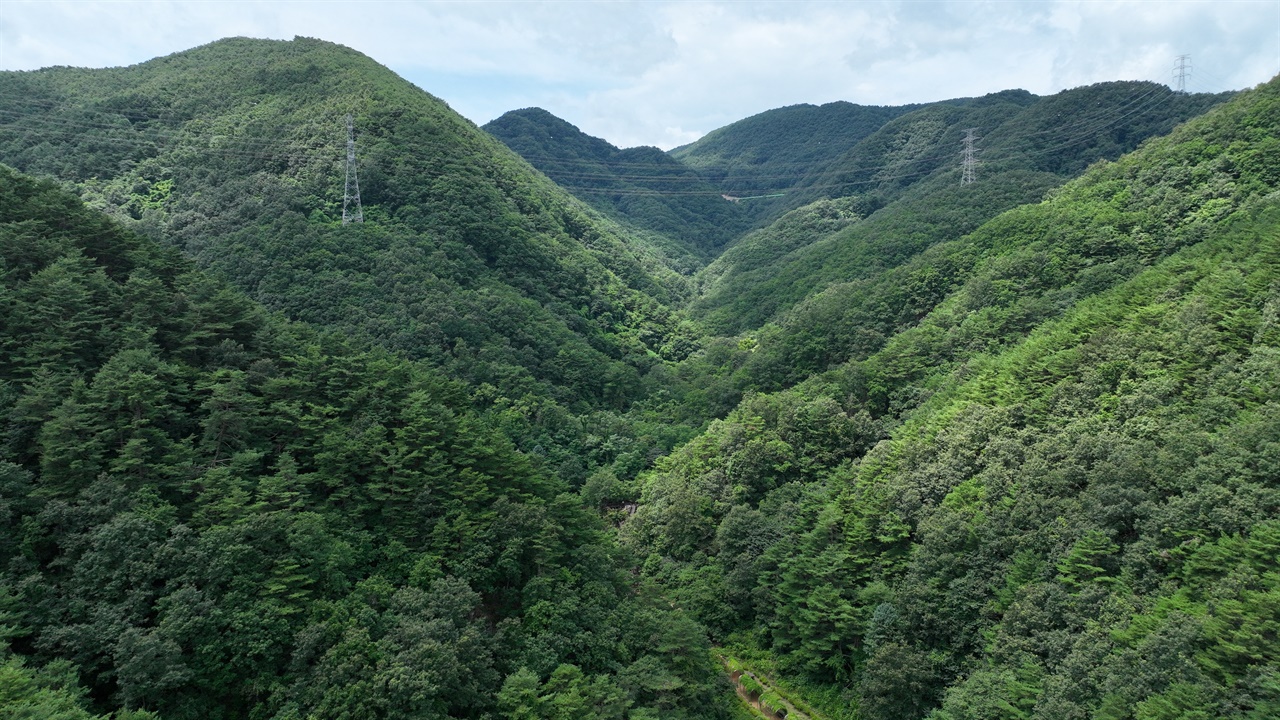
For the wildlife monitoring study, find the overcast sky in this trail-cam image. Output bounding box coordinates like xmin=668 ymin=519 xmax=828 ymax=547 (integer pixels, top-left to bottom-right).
xmin=2 ymin=1 xmax=1278 ymax=149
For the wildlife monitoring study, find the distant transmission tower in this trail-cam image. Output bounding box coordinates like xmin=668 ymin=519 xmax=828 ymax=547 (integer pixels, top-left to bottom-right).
xmin=960 ymin=128 xmax=979 ymax=185
xmin=342 ymin=113 xmax=364 ymax=225
xmin=1173 ymin=55 xmax=1192 ymax=94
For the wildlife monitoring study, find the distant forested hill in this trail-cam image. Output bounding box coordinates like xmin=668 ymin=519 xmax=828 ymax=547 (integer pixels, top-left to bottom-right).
xmin=0 ymin=164 xmax=736 ymax=720
xmin=485 ymin=86 xmax=1227 ymax=351
xmin=671 ymin=101 xmax=916 ymax=216
xmin=626 ymin=73 xmax=1280 ymax=720
xmin=689 ymin=82 xmax=1232 ymax=356
xmin=484 ymin=108 xmax=750 ymax=270
xmin=0 ymin=37 xmax=693 ymax=415
xmin=486 ymin=102 xmax=914 ymax=256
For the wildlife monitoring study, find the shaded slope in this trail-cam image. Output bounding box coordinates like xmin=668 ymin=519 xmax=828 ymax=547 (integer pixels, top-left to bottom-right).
xmin=0 ymin=37 xmax=692 ymax=410
xmin=485 ymin=107 xmax=750 ymax=269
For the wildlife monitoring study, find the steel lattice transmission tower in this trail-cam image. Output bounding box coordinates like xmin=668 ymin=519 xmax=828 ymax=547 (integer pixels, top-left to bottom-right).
xmin=342 ymin=113 xmax=364 ymax=225
xmin=960 ymin=127 xmax=980 ymax=186
xmin=1173 ymin=55 xmax=1192 ymax=94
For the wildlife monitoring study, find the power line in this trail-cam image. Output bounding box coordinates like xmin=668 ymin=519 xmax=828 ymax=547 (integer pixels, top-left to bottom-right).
xmin=558 ymin=164 xmax=959 ymax=197
xmin=0 ymin=106 xmax=954 ymax=188
xmin=515 ymin=85 xmax=1184 ymax=193
xmin=0 ymin=80 xmax=1209 ymax=202
xmin=559 ymin=88 xmax=1176 ymax=198
xmin=0 ymin=80 xmax=1187 ymax=177
xmin=999 ymin=86 xmax=1176 ymax=160
xmin=342 ymin=113 xmax=363 ymax=225
xmin=0 ymin=89 xmax=1177 ymax=199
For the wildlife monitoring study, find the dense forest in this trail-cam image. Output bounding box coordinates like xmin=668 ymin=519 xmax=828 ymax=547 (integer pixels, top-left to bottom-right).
xmin=0 ymin=166 xmax=734 ymax=719
xmin=625 ymin=73 xmax=1280 ymax=720
xmin=686 ymin=82 xmax=1229 ymax=334
xmin=1 ymin=35 xmax=1277 ymax=720
xmin=483 ymin=108 xmax=749 ymax=272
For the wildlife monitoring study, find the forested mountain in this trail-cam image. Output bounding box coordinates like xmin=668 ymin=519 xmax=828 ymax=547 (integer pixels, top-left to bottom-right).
xmin=692 ymin=82 xmax=1231 ymax=339
xmin=486 ymin=102 xmax=915 ymax=252
xmin=2 ymin=32 xmax=1277 ymax=720
xmin=0 ymin=165 xmax=735 ymax=719
xmin=670 ymin=101 xmax=916 ymax=217
xmin=626 ymin=74 xmax=1280 ymax=719
xmin=0 ymin=37 xmax=692 ymax=415
xmin=484 ymin=85 xmax=1226 ymax=353
xmin=484 ymin=108 xmax=749 ymax=270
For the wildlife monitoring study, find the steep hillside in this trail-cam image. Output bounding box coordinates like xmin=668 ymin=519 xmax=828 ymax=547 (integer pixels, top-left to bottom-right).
xmin=626 ymin=74 xmax=1280 ymax=720
xmin=799 ymin=82 xmax=1228 ymax=202
xmin=670 ymin=101 xmax=915 ymax=220
xmin=486 ymin=100 xmax=924 ymax=253
xmin=691 ymin=82 xmax=1231 ymax=344
xmin=0 ymin=37 xmax=692 ymax=413
xmin=484 ymin=108 xmax=750 ymax=269
xmin=0 ymin=165 xmax=736 ymax=720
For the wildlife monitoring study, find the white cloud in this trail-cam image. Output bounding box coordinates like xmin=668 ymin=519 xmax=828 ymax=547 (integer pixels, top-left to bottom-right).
xmin=2 ymin=0 xmax=1277 ymax=149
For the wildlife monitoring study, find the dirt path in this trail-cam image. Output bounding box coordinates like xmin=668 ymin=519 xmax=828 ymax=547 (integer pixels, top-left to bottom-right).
xmin=723 ymin=659 xmax=811 ymax=720
xmin=732 ymin=676 xmax=786 ymax=720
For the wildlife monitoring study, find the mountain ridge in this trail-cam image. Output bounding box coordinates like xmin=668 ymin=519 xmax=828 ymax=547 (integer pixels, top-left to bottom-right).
xmin=484 ymin=106 xmax=751 ymax=269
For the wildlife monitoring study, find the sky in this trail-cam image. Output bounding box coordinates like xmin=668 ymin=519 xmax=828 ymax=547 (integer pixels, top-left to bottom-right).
xmin=2 ymin=1 xmax=1278 ymax=150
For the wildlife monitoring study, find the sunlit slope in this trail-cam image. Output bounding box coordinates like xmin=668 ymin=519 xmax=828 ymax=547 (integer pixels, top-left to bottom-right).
xmin=0 ymin=37 xmax=693 ymax=409
xmin=485 ymin=107 xmax=751 ymax=269
xmin=626 ymin=73 xmax=1280 ymax=720
xmin=692 ymin=82 xmax=1231 ymax=339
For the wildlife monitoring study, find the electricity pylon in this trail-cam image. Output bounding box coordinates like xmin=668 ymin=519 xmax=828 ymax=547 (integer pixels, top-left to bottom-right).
xmin=1173 ymin=55 xmax=1191 ymax=94
xmin=960 ymin=128 xmax=979 ymax=186
xmin=342 ymin=113 xmax=364 ymax=225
